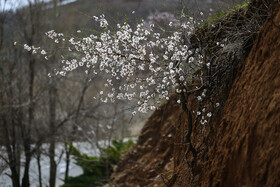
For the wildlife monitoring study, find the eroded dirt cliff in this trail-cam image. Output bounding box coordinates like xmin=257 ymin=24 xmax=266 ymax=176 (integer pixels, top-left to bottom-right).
xmin=110 ymin=97 xmax=180 ymax=186
xmin=201 ymin=3 xmax=280 ymax=186
xmin=110 ymin=2 xmax=280 ymax=187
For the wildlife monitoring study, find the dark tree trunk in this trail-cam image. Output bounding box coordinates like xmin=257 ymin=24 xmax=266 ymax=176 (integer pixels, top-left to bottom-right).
xmin=21 ymin=51 xmax=35 ymax=187
xmin=1 ymin=117 xmax=21 ymax=187
xmin=22 ymin=145 xmax=31 ymax=187
xmin=64 ymin=143 xmax=70 ymax=182
xmin=64 ymin=80 xmax=89 ymax=180
xmin=49 ymin=81 xmax=57 ymax=187
xmin=36 ymin=151 xmax=43 ymax=187
xmin=49 ymin=141 xmax=56 ymax=187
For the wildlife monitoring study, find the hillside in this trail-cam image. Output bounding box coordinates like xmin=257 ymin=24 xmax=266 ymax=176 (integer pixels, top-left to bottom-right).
xmin=109 ymin=1 xmax=280 ymax=186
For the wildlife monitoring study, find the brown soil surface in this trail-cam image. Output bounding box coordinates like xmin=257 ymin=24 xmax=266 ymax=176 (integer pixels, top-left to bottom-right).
xmin=110 ymin=2 xmax=280 ymax=187
xmin=201 ymin=3 xmax=280 ymax=186
xmin=110 ymin=97 xmax=182 ymax=187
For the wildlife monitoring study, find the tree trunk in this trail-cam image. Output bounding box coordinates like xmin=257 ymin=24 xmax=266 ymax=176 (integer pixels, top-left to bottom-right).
xmin=36 ymin=150 xmax=43 ymax=187
xmin=1 ymin=117 xmax=21 ymax=187
xmin=64 ymin=80 xmax=89 ymax=180
xmin=49 ymin=141 xmax=56 ymax=187
xmin=49 ymin=82 xmax=57 ymax=187
xmin=22 ymin=143 xmax=31 ymax=187
xmin=64 ymin=143 xmax=70 ymax=182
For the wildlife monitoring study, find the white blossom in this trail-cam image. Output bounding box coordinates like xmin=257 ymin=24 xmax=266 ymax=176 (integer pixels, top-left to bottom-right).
xmin=26 ymin=13 xmax=205 ymax=115
xmin=207 ymin=112 xmax=212 ymax=117
xmin=41 ymin=50 xmax=46 ymax=55
xmin=24 ymin=44 xmax=31 ymax=51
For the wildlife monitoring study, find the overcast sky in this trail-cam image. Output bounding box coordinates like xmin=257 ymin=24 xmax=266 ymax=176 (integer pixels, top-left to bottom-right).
xmin=0 ymin=0 xmax=76 ymax=11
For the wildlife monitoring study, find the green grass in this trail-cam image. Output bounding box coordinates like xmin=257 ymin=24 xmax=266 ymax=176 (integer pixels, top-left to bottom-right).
xmin=201 ymin=0 xmax=249 ymax=27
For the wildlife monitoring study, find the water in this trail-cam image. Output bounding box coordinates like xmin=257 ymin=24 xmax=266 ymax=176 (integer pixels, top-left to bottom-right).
xmin=0 ymin=142 xmax=101 ymax=187
xmin=0 ymin=138 xmax=136 ymax=187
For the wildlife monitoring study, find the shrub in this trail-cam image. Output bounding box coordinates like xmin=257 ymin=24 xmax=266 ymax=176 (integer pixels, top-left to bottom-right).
xmin=61 ymin=139 xmax=135 ymax=187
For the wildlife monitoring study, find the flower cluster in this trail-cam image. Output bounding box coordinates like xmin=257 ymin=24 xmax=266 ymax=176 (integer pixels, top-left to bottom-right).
xmin=23 ymin=14 xmax=203 ymax=114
